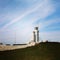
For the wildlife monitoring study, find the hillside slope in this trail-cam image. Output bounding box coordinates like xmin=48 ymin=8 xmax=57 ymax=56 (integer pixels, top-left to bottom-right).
xmin=0 ymin=42 xmax=60 ymax=60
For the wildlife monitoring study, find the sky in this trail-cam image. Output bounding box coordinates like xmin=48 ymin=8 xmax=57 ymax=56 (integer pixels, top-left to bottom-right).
xmin=0 ymin=0 xmax=60 ymax=44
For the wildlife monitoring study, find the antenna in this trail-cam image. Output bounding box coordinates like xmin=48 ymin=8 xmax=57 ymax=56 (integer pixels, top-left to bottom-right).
xmin=15 ymin=31 xmax=16 ymax=44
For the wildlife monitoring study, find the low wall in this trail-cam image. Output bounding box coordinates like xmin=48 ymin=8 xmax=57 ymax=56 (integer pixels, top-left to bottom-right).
xmin=0 ymin=43 xmax=36 ymax=51
xmin=0 ymin=45 xmax=28 ymax=51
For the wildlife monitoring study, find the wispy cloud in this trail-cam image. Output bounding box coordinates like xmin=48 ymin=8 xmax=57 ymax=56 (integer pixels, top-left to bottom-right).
xmin=2 ymin=0 xmax=55 ymax=29
xmin=0 ymin=0 xmax=60 ymax=44
xmin=38 ymin=18 xmax=60 ymax=30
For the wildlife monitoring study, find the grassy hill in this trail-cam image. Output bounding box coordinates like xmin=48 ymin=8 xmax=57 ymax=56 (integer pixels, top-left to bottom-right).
xmin=0 ymin=42 xmax=60 ymax=60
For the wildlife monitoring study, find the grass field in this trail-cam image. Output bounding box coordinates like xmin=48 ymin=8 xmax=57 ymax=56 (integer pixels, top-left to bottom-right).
xmin=0 ymin=42 xmax=60 ymax=60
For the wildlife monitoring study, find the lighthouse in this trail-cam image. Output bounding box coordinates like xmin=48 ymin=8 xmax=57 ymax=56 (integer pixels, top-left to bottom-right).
xmin=33 ymin=27 xmax=39 ymax=43
xmin=28 ymin=26 xmax=39 ymax=46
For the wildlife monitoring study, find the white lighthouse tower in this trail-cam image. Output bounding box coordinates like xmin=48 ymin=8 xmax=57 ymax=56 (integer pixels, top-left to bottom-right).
xmin=28 ymin=26 xmax=39 ymax=46
xmin=34 ymin=27 xmax=39 ymax=43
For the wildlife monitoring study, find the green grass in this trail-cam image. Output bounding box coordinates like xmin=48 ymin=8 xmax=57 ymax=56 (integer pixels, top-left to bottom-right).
xmin=0 ymin=42 xmax=60 ymax=60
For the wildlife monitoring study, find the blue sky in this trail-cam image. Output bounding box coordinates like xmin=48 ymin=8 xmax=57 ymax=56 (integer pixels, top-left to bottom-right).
xmin=0 ymin=0 xmax=60 ymax=44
